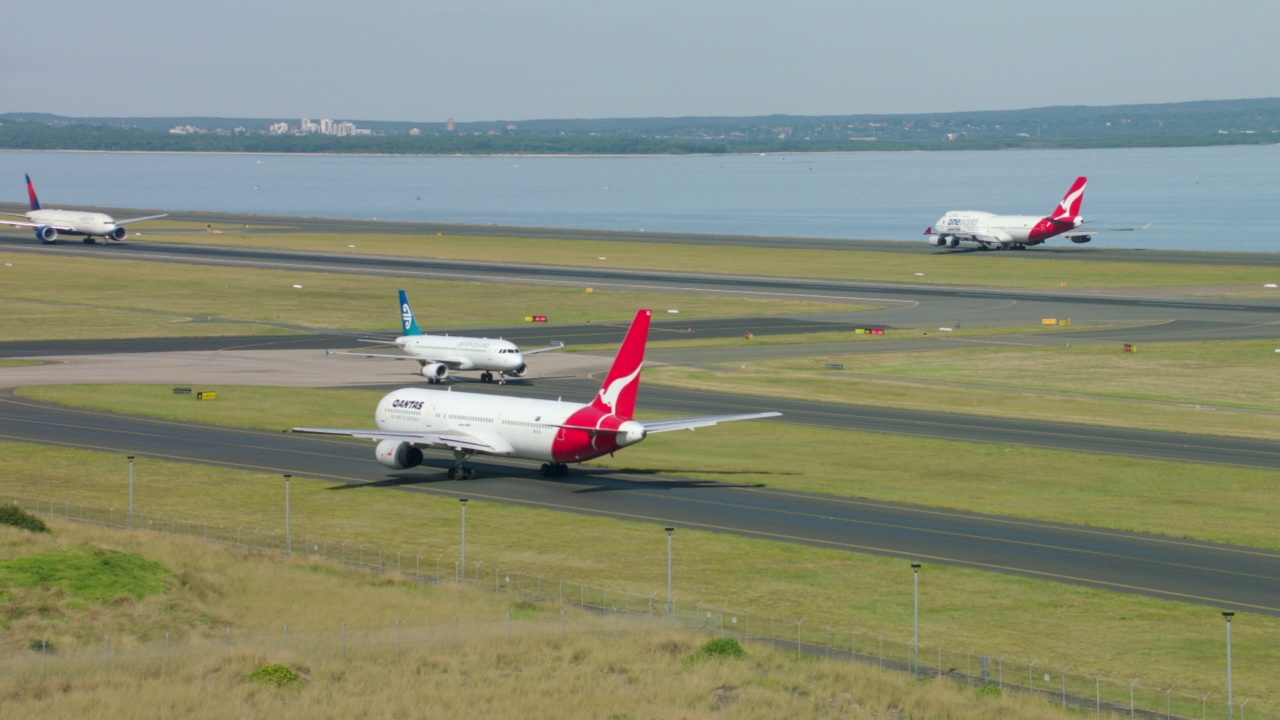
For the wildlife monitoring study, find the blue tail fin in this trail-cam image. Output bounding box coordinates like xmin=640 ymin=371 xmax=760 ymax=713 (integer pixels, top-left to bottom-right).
xmin=399 ymin=290 xmax=423 ymax=336
xmin=25 ymin=174 xmax=41 ymax=211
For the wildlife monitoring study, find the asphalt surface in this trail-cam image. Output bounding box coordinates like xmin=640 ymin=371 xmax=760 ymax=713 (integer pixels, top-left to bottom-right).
xmin=6 ymin=202 xmax=1280 ymax=266
xmin=4 ymin=390 xmax=1278 ymax=614
xmin=4 ymin=220 xmax=1280 ymax=613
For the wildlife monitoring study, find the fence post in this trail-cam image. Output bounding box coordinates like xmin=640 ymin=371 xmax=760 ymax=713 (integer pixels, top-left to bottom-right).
xmin=104 ymin=635 xmax=110 ymax=671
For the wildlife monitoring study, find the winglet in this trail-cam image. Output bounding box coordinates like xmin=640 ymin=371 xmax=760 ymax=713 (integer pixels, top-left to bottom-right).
xmin=590 ymin=309 xmax=650 ymax=419
xmin=398 ymin=290 xmax=423 ymax=336
xmin=25 ymin=174 xmax=40 ymax=211
xmin=1049 ymin=176 xmax=1087 ymax=221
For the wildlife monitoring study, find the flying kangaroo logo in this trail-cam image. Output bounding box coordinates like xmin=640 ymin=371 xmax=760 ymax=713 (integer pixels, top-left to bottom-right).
xmin=401 ymin=303 xmax=413 ymax=330
xmin=597 ymin=363 xmax=643 ymax=415
xmin=1052 ymin=183 xmax=1086 ymax=220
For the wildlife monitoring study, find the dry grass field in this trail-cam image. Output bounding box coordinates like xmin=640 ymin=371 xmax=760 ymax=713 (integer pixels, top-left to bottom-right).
xmin=138 ymin=222 xmax=1280 ymax=290
xmin=0 ymin=521 xmax=1089 ymax=720
xmin=1 ymin=438 xmax=1276 ymax=720
xmin=0 ymin=253 xmax=849 ymax=341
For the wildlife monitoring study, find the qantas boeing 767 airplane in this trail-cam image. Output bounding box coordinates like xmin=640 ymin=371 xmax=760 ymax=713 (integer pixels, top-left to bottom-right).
xmin=295 ymin=309 xmax=781 ymax=479
xmin=924 ymin=176 xmax=1142 ymax=250
xmin=3 ymin=175 xmax=167 ymax=244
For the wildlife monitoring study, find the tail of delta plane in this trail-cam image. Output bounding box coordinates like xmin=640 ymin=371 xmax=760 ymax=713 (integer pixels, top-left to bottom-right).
xmin=1048 ymin=176 xmax=1087 ymax=221
xmin=25 ymin=174 xmax=41 ymax=211
xmin=398 ymin=290 xmax=423 ymax=336
xmin=590 ymin=309 xmax=650 ymax=419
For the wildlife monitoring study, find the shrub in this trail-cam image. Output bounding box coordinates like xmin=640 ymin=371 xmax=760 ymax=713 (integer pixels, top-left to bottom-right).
xmin=247 ymin=663 xmax=305 ymax=687
xmin=28 ymin=638 xmax=55 ymax=654
xmin=685 ymin=637 xmax=747 ymax=665
xmin=977 ymin=684 xmax=1002 ymax=698
xmin=0 ymin=505 xmax=50 ymax=533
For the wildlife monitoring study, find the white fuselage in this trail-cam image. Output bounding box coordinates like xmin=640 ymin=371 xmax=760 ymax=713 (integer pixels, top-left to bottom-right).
xmin=933 ymin=211 xmax=1044 ymax=245
xmin=396 ymin=334 xmax=525 ymax=373
xmin=28 ymin=208 xmax=123 ymax=237
xmin=376 ymin=388 xmax=644 ymax=463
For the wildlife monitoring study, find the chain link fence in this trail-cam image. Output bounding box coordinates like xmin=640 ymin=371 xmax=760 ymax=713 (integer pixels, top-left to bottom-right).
xmin=3 ymin=495 xmax=1265 ymax=720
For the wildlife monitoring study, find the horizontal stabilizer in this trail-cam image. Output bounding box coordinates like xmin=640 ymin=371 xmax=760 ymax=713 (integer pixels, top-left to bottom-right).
xmin=641 ymin=411 xmax=782 ymax=434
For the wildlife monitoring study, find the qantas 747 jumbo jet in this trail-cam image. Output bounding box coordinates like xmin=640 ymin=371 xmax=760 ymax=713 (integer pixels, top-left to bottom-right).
xmin=924 ymin=176 xmax=1144 ymax=250
xmin=294 ymin=309 xmax=781 ymax=479
xmin=3 ymin=175 xmax=167 ymax=244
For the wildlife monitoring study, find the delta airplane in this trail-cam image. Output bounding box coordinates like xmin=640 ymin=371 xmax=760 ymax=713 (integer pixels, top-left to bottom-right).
xmin=327 ymin=290 xmax=564 ymax=384
xmin=924 ymin=176 xmax=1141 ymax=250
xmin=295 ymin=308 xmax=781 ymax=479
xmin=3 ymin=175 xmax=167 ymax=244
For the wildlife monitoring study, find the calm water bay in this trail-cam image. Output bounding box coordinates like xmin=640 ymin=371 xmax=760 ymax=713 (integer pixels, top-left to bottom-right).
xmin=1 ymin=145 xmax=1276 ymax=252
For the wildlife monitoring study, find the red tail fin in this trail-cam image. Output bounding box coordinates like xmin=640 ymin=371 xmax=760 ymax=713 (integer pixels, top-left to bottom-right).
xmin=591 ymin=309 xmax=650 ymax=419
xmin=25 ymin=174 xmax=41 ymax=211
xmin=1048 ymin=176 xmax=1087 ymax=221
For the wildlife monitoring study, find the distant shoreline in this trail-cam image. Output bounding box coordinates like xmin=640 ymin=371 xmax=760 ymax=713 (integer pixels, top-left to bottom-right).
xmin=1 ymin=141 xmax=1276 ymax=161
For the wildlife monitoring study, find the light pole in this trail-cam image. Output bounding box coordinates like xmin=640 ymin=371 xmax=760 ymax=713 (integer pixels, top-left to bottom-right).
xmin=665 ymin=527 xmax=674 ymax=619
xmin=1224 ymin=611 xmax=1235 ymax=720
xmin=283 ymin=475 xmax=291 ymax=555
xmin=911 ymin=563 xmax=921 ymax=676
xmin=127 ymin=456 xmax=135 ymax=528
xmin=459 ymin=499 xmax=468 ymax=582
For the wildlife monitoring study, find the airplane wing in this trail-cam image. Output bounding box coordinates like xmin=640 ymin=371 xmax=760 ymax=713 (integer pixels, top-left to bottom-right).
xmin=1062 ymin=222 xmax=1151 ymax=238
xmin=521 ymin=341 xmax=566 ymax=356
xmin=546 ymin=411 xmax=781 ymax=436
xmin=326 ymin=349 xmax=419 ymax=361
xmin=640 ymin=411 xmax=782 ymax=434
xmin=324 ymin=349 xmax=466 ymax=369
xmin=115 ymin=213 xmax=169 ymax=226
xmin=3 ymin=219 xmax=74 ymax=231
xmin=290 ymin=427 xmax=508 ymax=453
xmin=951 ymin=231 xmax=1012 ymax=244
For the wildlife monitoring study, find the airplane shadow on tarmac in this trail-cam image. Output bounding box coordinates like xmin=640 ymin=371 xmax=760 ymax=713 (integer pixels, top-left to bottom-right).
xmin=325 ymin=461 xmax=768 ymax=493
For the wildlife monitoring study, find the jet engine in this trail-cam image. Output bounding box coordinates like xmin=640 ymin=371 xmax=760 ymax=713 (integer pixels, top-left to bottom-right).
xmin=35 ymin=226 xmax=57 ymax=243
xmin=509 ymin=363 xmax=529 ymax=378
xmin=375 ymin=440 xmax=423 ymax=470
xmin=945 ymin=236 xmax=960 ymax=248
xmin=108 ymin=226 xmax=128 ymax=241
xmin=928 ymin=235 xmax=945 ymax=247
xmin=420 ymin=362 xmax=449 ymax=382
xmin=1070 ymin=235 xmax=1092 ymax=244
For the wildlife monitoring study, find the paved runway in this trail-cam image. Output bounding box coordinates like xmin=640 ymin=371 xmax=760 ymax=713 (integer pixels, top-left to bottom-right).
xmin=2 ymin=390 xmax=1278 ymax=614
xmin=6 ymin=205 xmax=1280 ymax=266
xmin=4 ymin=222 xmax=1280 ymax=613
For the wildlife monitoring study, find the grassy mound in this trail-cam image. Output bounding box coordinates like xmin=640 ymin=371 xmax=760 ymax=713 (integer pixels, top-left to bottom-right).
xmin=0 ymin=546 xmax=172 ymax=601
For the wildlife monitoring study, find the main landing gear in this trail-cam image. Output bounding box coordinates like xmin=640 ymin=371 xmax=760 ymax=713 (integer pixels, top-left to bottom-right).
xmin=540 ymin=462 xmax=569 ymax=477
xmin=448 ymin=449 xmax=476 ymax=480
xmin=479 ymin=371 xmax=507 ymax=385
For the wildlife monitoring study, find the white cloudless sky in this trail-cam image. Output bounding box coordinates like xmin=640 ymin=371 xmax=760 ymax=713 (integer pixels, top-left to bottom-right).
xmin=3 ymin=0 xmax=1277 ymax=121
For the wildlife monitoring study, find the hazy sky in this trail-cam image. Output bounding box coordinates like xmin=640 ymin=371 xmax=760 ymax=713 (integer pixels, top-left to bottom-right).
xmin=5 ymin=0 xmax=1277 ymax=122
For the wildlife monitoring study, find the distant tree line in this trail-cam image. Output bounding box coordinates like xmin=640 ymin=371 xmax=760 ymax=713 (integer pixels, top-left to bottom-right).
xmin=2 ymin=97 xmax=1279 ymax=156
